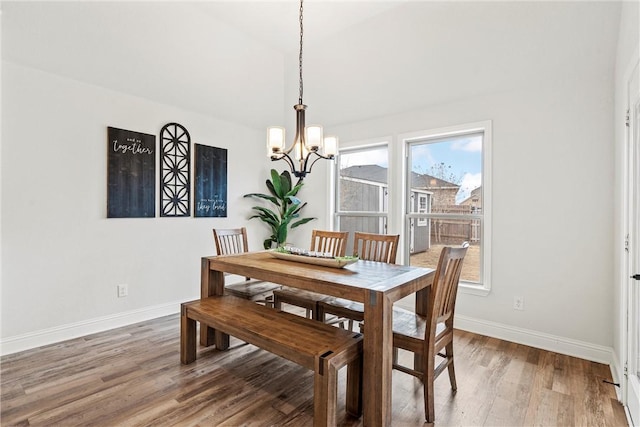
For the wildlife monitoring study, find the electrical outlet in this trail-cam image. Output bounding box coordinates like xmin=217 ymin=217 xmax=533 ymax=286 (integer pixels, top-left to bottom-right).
xmin=513 ymin=296 xmax=524 ymax=311
xmin=117 ymin=284 xmax=128 ymax=298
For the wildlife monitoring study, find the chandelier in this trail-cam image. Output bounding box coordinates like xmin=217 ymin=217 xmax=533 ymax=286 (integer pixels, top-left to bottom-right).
xmin=267 ymin=0 xmax=337 ymax=179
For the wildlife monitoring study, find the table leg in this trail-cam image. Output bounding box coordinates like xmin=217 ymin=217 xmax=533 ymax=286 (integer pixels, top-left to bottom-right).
xmin=363 ymin=290 xmax=393 ymax=427
xmin=200 ymin=257 xmax=225 ymax=346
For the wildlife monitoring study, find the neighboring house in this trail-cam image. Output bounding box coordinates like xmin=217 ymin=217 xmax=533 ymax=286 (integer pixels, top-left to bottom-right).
xmin=459 ymin=186 xmax=482 ymax=213
xmin=409 ymin=172 xmax=460 ymax=212
xmin=339 ymin=165 xmax=462 ymax=253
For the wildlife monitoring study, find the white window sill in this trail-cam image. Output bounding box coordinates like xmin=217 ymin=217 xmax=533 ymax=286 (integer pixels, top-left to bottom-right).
xmin=459 ymin=281 xmax=491 ymax=297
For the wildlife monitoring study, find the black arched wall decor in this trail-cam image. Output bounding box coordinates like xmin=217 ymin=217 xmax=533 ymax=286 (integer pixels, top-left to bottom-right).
xmin=160 ymin=123 xmax=191 ymax=217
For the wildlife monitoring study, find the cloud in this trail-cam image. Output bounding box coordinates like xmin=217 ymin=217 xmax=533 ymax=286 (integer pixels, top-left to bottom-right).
xmin=451 ymin=136 xmax=482 ymax=152
xmin=456 ymin=172 xmax=482 ymax=203
xmin=340 ymin=147 xmax=388 ymax=168
xmin=408 ymin=144 xmax=436 ymax=174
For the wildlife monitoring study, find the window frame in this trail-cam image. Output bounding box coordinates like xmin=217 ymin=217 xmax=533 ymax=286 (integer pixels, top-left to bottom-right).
xmin=400 ymin=121 xmax=492 ymax=296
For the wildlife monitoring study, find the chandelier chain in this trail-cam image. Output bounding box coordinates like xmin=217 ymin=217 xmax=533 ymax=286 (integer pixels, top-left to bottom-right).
xmin=298 ymin=0 xmax=304 ymax=105
xmin=267 ymin=0 xmax=335 ymax=179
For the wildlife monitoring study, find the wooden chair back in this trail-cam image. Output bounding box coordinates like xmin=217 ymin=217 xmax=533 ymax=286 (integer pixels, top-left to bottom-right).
xmin=353 ymin=232 xmax=399 ymax=264
xmin=213 ymin=227 xmax=249 ymax=255
xmin=310 ymin=230 xmax=348 ymax=257
xmin=428 ymin=245 xmax=467 ymax=330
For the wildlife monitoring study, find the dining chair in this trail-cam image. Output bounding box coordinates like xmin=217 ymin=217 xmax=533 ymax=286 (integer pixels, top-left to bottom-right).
xmin=317 ymin=232 xmax=400 ymax=329
xmin=272 ymin=229 xmax=349 ymax=319
xmin=213 ymin=227 xmax=281 ymax=305
xmin=387 ymin=244 xmax=468 ymax=423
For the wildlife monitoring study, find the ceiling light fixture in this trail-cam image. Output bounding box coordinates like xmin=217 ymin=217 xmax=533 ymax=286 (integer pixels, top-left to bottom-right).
xmin=267 ymin=0 xmax=337 ymax=179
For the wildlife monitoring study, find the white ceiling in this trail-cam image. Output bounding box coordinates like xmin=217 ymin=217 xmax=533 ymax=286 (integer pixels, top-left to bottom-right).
xmin=194 ymin=1 xmax=403 ymax=54
xmin=1 ymin=1 xmax=623 ymax=130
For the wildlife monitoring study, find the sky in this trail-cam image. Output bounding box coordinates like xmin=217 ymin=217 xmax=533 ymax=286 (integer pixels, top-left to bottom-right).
xmin=411 ymin=134 xmax=482 ymax=203
xmin=339 ymin=134 xmax=483 ymax=203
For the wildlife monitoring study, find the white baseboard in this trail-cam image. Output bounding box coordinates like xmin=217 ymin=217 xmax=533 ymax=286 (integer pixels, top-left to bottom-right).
xmin=454 ymin=314 xmax=614 ymax=365
xmin=0 ymin=301 xmax=183 ymax=356
xmin=1 ymin=303 xmax=617 ymax=370
xmin=610 ymin=350 xmax=624 ymax=401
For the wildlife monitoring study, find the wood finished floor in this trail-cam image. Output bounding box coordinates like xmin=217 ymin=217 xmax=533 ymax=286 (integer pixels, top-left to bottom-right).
xmin=1 ymin=314 xmax=628 ymax=426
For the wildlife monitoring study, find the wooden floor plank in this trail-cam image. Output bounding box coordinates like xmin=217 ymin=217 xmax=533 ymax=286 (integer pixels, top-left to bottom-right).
xmin=0 ymin=315 xmax=628 ymax=427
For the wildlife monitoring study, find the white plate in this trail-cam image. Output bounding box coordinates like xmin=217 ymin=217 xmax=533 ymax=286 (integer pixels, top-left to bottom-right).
xmin=269 ymin=251 xmax=358 ymax=269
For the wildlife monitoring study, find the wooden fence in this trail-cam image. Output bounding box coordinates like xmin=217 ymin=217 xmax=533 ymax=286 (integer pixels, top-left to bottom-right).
xmin=431 ymin=219 xmax=480 ymax=244
xmin=430 ymin=205 xmax=481 ymax=244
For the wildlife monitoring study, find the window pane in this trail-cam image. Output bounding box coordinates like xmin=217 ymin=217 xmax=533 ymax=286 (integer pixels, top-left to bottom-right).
xmin=338 ymin=147 xmax=388 ymax=212
xmin=407 ymin=132 xmax=483 ymax=284
xmin=408 ymin=218 xmax=480 ymax=283
xmin=409 ymin=134 xmax=482 ymax=215
xmin=338 ymin=216 xmax=387 ymax=235
xmin=336 ymin=146 xmax=389 ymax=255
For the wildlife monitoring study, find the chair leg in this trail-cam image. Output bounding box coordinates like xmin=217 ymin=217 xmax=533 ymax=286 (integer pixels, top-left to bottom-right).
xmin=312 ymin=303 xmax=326 ymax=321
xmin=446 ymin=341 xmax=457 ymax=391
xmin=345 ymin=356 xmax=363 ymax=417
xmin=265 ymin=295 xmax=274 ymax=308
xmin=215 ymin=330 xmax=230 ymax=350
xmin=424 ymin=351 xmax=436 ymax=423
xmin=414 ymin=353 xmax=425 ymax=375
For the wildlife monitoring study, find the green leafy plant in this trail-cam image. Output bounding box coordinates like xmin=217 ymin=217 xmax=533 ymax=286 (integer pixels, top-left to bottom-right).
xmin=244 ymin=169 xmax=316 ymax=249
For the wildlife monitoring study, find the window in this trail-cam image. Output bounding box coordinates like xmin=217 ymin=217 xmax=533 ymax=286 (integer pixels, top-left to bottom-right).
xmin=417 ymin=194 xmax=429 ymax=226
xmin=334 ymin=144 xmax=389 ymax=255
xmin=404 ymin=121 xmax=491 ymax=293
xmin=331 ymin=122 xmax=491 ymax=294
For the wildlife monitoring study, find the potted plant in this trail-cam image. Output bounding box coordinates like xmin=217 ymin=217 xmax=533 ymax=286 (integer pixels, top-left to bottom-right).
xmin=244 ymin=169 xmax=315 ymax=249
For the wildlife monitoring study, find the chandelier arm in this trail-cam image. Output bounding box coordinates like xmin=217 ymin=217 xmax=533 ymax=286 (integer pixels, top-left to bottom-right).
xmin=271 ymin=152 xmax=297 ymax=173
xmin=313 ymin=152 xmax=335 ymax=161
xmin=302 ymin=151 xmax=333 ymax=177
xmin=280 ymin=143 xmax=297 ymax=156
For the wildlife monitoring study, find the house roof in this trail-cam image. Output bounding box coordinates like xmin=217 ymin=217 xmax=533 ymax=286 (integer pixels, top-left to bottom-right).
xmin=341 ymin=164 xmax=388 ymax=184
xmin=341 ymin=164 xmax=459 ymax=189
xmin=459 ymin=186 xmax=483 ymax=205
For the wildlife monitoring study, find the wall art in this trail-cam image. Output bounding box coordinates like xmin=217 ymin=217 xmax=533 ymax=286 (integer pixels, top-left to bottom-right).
xmin=160 ymin=123 xmax=191 ymax=217
xmin=107 ymin=126 xmax=156 ymax=218
xmin=194 ymin=144 xmax=227 ymax=218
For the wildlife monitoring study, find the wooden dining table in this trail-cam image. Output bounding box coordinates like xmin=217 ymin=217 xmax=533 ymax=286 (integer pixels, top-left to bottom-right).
xmin=200 ymin=251 xmax=435 ymax=427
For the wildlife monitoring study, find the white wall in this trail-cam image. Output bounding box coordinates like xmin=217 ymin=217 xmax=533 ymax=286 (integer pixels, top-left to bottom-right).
xmin=0 ymin=62 xmax=294 ymax=353
xmin=327 ymin=73 xmax=615 ymax=354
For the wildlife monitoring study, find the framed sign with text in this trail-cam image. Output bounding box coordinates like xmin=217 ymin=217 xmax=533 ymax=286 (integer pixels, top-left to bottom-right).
xmin=194 ymin=144 xmax=227 ymax=217
xmin=107 ymin=126 xmax=156 ymax=218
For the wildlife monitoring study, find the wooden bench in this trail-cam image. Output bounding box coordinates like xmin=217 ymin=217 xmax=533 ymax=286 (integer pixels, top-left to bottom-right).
xmin=181 ymin=295 xmax=363 ymax=426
